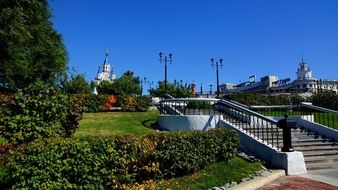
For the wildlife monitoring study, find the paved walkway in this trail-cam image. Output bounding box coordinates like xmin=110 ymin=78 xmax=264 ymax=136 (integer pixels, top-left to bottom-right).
xmin=300 ymin=169 xmax=338 ymax=187
xmin=258 ymin=176 xmax=338 ymax=190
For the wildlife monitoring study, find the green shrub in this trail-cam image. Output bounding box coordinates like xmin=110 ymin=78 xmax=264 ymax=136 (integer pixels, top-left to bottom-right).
xmin=61 ymin=97 xmax=84 ymax=137
xmin=224 ymin=92 xmax=306 ymax=106
xmin=118 ymin=95 xmax=150 ymax=112
xmin=311 ymin=91 xmax=338 ymax=110
xmin=153 ymin=129 xmax=239 ymax=178
xmin=0 ymin=82 xmax=68 ymax=144
xmin=82 ymin=94 xmax=109 ymax=112
xmin=5 ymin=128 xmax=239 ymax=189
xmin=136 ymin=96 xmax=150 ymax=112
xmin=0 ymin=82 xmax=83 ymax=144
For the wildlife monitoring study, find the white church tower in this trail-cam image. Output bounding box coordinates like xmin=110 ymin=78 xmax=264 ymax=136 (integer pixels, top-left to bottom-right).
xmin=296 ymin=59 xmax=312 ymax=80
xmin=92 ymin=50 xmax=116 ymax=94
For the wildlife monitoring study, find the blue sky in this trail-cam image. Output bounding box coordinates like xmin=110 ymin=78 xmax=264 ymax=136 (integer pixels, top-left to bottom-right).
xmin=50 ymin=0 xmax=338 ymax=92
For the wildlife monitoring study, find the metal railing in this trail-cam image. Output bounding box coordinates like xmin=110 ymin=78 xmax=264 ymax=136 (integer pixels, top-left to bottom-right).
xmin=158 ymin=98 xmax=315 ymax=150
xmin=300 ymin=103 xmax=338 ymax=130
xmin=159 ymin=98 xmax=219 ymax=115
xmin=215 ymin=100 xmax=282 ymax=149
xmin=248 ymin=102 xmax=338 ymax=130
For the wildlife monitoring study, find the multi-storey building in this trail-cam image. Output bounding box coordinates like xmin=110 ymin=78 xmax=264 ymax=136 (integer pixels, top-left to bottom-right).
xmin=220 ymin=59 xmax=338 ymax=95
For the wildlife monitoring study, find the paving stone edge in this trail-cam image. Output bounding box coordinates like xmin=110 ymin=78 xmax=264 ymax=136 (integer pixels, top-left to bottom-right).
xmin=229 ymin=169 xmax=286 ymax=190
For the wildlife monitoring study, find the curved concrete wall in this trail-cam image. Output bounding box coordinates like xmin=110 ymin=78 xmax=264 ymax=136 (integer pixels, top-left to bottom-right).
xmin=157 ymin=115 xmax=220 ymax=131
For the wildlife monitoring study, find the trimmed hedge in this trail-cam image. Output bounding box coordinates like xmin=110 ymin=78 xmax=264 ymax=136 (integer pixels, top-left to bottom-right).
xmin=224 ymin=92 xmax=306 ymax=105
xmin=5 ymin=128 xmax=239 ymax=189
xmin=0 ymin=82 xmax=82 ymax=144
xmin=72 ymin=94 xmax=150 ymax=112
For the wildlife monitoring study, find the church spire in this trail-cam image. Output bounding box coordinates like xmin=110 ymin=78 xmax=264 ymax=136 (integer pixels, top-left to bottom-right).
xmin=103 ymin=50 xmax=109 ymax=65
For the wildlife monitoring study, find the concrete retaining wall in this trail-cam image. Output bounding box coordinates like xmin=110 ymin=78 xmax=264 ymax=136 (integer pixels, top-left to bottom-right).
xmin=157 ymin=115 xmax=220 ymax=131
xmin=218 ymin=120 xmax=307 ymax=175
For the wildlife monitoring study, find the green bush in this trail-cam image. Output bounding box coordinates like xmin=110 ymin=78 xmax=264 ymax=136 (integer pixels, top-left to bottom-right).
xmin=135 ymin=96 xmax=150 ymax=112
xmin=153 ymin=129 xmax=239 ymax=178
xmin=82 ymin=94 xmax=109 ymax=112
xmin=5 ymin=128 xmax=239 ymax=189
xmin=74 ymin=94 xmax=149 ymax=113
xmin=0 ymin=82 xmax=83 ymax=144
xmin=0 ymin=82 xmax=68 ymax=144
xmin=61 ymin=97 xmax=84 ymax=137
xmin=311 ymin=91 xmax=338 ymax=110
xmin=224 ymin=93 xmax=306 ymax=106
xmin=118 ymin=95 xmax=150 ymax=112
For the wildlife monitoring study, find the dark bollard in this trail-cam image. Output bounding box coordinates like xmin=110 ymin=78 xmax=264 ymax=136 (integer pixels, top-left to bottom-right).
xmin=277 ymin=114 xmax=297 ymax=152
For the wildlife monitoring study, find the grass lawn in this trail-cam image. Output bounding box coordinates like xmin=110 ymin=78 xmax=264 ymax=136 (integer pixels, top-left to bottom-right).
xmin=135 ymin=157 xmax=262 ymax=190
xmin=75 ymin=110 xmax=159 ymax=137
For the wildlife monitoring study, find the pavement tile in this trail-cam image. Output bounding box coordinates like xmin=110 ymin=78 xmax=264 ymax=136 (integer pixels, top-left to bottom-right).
xmin=257 ymin=176 xmax=338 ymax=190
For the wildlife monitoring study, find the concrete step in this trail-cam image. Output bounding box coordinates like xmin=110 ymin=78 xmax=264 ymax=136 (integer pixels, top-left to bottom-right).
xmin=293 ymin=135 xmax=324 ymax=141
xmin=293 ymin=141 xmax=336 ymax=147
xmin=302 ymin=150 xmax=338 ymax=157
xmin=293 ymin=138 xmax=331 ymax=143
xmin=306 ymin=162 xmax=338 ymax=170
xmin=304 ymin=155 xmax=338 ymax=164
xmin=295 ymin=145 xmax=338 ymax=152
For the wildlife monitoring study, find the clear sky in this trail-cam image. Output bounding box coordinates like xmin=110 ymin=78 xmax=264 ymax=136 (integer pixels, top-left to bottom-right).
xmin=50 ymin=0 xmax=338 ymax=93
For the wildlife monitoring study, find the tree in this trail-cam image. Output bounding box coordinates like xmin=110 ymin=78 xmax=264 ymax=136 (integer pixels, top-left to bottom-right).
xmin=97 ymin=71 xmax=141 ymax=95
xmin=0 ymin=0 xmax=68 ymax=90
xmin=60 ymin=73 xmax=91 ymax=94
xmin=149 ymin=80 xmax=193 ymax=98
xmin=96 ymin=80 xmax=115 ymax=95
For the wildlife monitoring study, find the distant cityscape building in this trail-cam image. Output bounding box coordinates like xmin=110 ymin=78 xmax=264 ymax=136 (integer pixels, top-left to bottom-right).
xmin=92 ymin=51 xmax=116 ymax=94
xmin=220 ymin=59 xmax=338 ymax=95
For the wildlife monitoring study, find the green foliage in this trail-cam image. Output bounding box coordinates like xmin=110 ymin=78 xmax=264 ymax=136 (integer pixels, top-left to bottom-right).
xmin=60 ymin=73 xmax=91 ymax=94
xmin=82 ymin=94 xmax=109 ymax=112
xmin=224 ymin=92 xmax=306 ymax=105
xmin=0 ymin=0 xmax=68 ymax=90
xmin=136 ymin=96 xmax=151 ymax=112
xmin=118 ymin=95 xmax=150 ymax=112
xmin=0 ymin=82 xmax=83 ymax=144
xmin=0 ymin=165 xmax=10 ymax=187
xmin=60 ymin=98 xmax=84 ymax=137
xmin=0 ymin=82 xmax=68 ymax=144
xmin=97 ymin=71 xmax=141 ymax=96
xmin=311 ymin=91 xmax=338 ymax=110
xmin=5 ymin=128 xmax=239 ymax=189
xmin=96 ymin=80 xmax=115 ymax=95
xmin=150 ymin=80 xmax=193 ymax=98
xmin=153 ymin=129 xmax=239 ymax=178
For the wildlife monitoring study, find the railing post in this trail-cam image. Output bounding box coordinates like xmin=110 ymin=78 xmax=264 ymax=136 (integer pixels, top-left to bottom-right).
xmin=277 ymin=114 xmax=295 ymax=152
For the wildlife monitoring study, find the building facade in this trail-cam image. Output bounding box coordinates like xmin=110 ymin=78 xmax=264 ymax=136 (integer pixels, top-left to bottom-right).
xmin=220 ymin=59 xmax=338 ymax=95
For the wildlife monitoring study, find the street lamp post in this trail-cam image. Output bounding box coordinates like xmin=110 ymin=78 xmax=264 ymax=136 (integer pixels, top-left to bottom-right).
xmin=211 ymin=58 xmax=223 ymax=97
xmin=159 ymin=52 xmax=173 ymax=95
xmin=208 ymin=83 xmax=214 ymax=95
xmin=140 ymin=77 xmax=147 ymax=95
xmin=148 ymin=81 xmax=154 ymax=91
